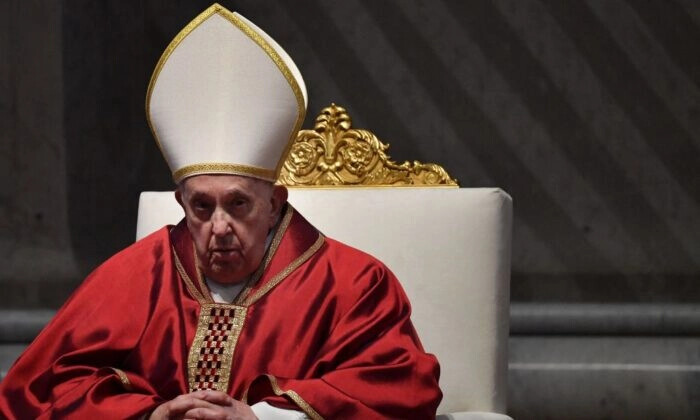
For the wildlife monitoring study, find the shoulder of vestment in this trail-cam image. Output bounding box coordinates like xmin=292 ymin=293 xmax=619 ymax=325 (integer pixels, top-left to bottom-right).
xmin=84 ymin=225 xmax=175 ymax=283
xmin=313 ymin=235 xmax=405 ymax=297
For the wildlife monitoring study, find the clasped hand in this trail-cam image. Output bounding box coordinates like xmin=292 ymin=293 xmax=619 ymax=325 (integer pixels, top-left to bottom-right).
xmin=149 ymin=390 xmax=257 ymax=420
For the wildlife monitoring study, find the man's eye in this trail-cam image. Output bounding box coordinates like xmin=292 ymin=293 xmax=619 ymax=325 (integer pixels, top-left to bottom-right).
xmin=227 ymin=199 xmax=249 ymax=211
xmin=193 ymin=201 xmax=210 ymax=211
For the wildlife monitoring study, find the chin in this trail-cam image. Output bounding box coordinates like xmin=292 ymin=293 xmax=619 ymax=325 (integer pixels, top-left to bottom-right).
xmin=207 ymin=265 xmax=248 ymax=284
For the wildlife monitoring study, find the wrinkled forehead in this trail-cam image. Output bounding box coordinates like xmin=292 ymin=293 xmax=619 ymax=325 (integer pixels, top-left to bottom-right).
xmin=179 ymin=174 xmax=273 ymax=196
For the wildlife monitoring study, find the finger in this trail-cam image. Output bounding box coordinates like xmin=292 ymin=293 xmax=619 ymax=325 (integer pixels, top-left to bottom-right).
xmin=197 ymin=390 xmax=234 ymax=406
xmin=183 ymin=407 xmax=226 ymax=419
xmin=184 ymin=390 xmax=222 ymax=400
xmin=165 ymin=396 xmax=219 ymax=416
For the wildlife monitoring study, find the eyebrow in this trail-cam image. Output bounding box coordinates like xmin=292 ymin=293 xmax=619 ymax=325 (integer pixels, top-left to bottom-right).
xmin=187 ymin=191 xmax=211 ymax=201
xmin=187 ymin=189 xmax=253 ymax=201
xmin=223 ymin=188 xmax=253 ymax=199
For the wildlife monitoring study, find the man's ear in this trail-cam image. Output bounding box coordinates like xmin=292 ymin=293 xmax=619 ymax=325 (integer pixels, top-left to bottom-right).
xmin=270 ymin=185 xmax=288 ymax=221
xmin=175 ymin=187 xmax=184 ymax=209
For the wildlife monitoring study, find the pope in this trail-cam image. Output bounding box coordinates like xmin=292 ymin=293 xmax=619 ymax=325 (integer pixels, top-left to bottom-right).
xmin=0 ymin=4 xmax=441 ymax=419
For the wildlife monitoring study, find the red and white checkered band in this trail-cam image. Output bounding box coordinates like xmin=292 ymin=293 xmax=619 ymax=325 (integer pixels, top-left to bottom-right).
xmin=187 ymin=304 xmax=247 ymax=392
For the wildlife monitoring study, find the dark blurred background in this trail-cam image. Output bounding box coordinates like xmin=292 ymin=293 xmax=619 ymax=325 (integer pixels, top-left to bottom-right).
xmin=1 ymin=0 xmax=699 ymax=418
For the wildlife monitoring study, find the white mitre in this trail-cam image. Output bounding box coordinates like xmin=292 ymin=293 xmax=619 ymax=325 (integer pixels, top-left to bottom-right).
xmin=146 ymin=3 xmax=307 ymax=183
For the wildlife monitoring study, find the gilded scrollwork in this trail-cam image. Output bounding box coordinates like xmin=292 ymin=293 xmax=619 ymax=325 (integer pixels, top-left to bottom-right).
xmin=279 ymin=104 xmax=458 ymax=186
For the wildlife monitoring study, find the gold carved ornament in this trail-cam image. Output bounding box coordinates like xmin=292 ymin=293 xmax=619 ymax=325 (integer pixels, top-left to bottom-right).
xmin=278 ymin=104 xmax=458 ymax=187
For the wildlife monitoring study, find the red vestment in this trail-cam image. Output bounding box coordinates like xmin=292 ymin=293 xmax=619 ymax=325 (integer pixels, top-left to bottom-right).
xmin=0 ymin=206 xmax=441 ymax=419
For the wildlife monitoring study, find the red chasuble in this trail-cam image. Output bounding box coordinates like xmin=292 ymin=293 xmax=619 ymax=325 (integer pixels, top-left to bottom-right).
xmin=0 ymin=205 xmax=442 ymax=419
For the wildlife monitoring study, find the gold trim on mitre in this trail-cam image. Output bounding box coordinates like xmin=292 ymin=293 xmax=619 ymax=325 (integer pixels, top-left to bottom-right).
xmin=145 ymin=3 xmax=306 ymax=183
xmin=173 ymin=163 xmax=276 ymax=184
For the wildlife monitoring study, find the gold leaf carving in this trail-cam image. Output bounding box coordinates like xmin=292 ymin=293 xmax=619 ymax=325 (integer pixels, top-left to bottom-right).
xmin=279 ymin=104 xmax=458 ymax=187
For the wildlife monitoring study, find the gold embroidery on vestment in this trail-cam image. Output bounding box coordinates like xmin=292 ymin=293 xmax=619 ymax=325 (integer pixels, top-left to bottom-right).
xmin=187 ymin=303 xmax=247 ymax=393
xmin=192 ymin=248 xmax=214 ymax=304
xmin=243 ymin=233 xmax=324 ymax=306
xmin=109 ymin=367 xmax=133 ymax=392
xmin=234 ymin=205 xmax=293 ymax=305
xmin=173 ymin=246 xmax=207 ymax=303
xmin=242 ymin=374 xmax=323 ymax=420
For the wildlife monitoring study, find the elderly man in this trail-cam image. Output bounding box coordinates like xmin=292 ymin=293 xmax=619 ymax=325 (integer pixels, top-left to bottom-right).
xmin=0 ymin=4 xmax=441 ymax=419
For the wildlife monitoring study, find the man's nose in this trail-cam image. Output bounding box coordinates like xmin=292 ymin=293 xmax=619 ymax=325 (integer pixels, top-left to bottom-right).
xmin=211 ymin=210 xmax=232 ymax=237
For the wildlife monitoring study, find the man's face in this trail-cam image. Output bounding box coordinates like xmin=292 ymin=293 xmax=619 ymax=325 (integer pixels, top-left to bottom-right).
xmin=175 ymin=174 xmax=287 ymax=284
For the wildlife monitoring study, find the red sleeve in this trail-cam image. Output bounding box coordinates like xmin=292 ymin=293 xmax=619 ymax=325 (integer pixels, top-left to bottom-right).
xmin=0 ymin=249 xmax=164 ymax=419
xmin=246 ymin=264 xmax=442 ymax=420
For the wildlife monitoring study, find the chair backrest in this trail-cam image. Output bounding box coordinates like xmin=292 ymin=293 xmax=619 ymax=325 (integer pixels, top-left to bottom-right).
xmin=136 ymin=187 xmax=512 ymax=414
xmin=137 ymin=104 xmax=512 ymax=414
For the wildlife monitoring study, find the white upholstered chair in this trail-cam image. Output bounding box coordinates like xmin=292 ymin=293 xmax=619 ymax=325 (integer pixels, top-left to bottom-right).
xmin=136 ymin=105 xmax=513 ymax=419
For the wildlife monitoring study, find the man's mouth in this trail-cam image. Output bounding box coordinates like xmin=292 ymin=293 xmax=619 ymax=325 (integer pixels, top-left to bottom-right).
xmin=210 ymin=248 xmax=241 ymax=261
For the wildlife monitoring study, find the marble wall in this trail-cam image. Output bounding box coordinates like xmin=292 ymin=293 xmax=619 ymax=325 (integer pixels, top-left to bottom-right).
xmin=4 ymin=0 xmax=700 ymax=305
xmin=0 ymin=0 xmax=79 ymax=307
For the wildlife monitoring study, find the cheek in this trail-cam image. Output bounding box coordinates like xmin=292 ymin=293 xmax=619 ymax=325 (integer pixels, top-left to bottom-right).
xmin=233 ymin=223 xmax=253 ymax=246
xmin=188 ymin=221 xmax=212 ymax=249
xmin=235 ymin=221 xmax=269 ymax=251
